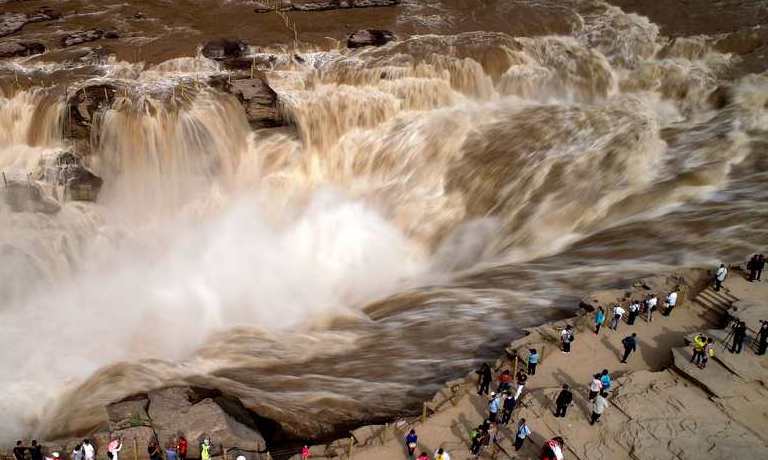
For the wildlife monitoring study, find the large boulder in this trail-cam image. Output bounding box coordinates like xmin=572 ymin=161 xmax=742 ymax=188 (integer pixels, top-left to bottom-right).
xmin=0 ymin=41 xmax=45 ymax=58
xmin=201 ymin=39 xmax=247 ymax=60
xmin=62 ymin=29 xmax=105 ymax=48
xmin=347 ymin=29 xmax=396 ymax=49
xmin=210 ymin=73 xmax=283 ymax=128
xmin=65 ymin=83 xmax=120 ymax=145
xmin=1 ymin=180 xmax=60 ymax=214
xmin=35 ymin=151 xmax=104 ymax=202
xmin=0 ymin=8 xmax=60 ymax=38
xmin=147 ymin=387 xmax=266 ymax=456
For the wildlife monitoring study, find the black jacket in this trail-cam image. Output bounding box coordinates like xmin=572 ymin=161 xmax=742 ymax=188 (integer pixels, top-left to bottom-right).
xmin=556 ymin=390 xmax=573 ymax=407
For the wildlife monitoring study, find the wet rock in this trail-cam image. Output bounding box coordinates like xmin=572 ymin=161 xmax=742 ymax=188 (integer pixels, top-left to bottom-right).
xmin=1 ymin=180 xmax=60 ymax=214
xmin=34 ymin=151 xmax=104 ymax=202
xmin=106 ymin=394 xmax=152 ymax=430
xmin=708 ymin=85 xmax=733 ymax=110
xmin=147 ymin=387 xmax=266 ymax=455
xmin=254 ymin=0 xmax=399 ymax=12
xmin=27 ymin=7 xmax=62 ymax=23
xmin=65 ymin=83 xmax=120 ymax=142
xmin=0 ymin=13 xmax=27 ymax=37
xmin=347 ymin=29 xmax=396 ymax=49
xmin=0 ymin=41 xmax=45 ymax=58
xmin=104 ymin=31 xmax=120 ymax=40
xmin=61 ymin=29 xmax=105 ymax=48
xmin=201 ymin=39 xmax=247 ymax=60
xmin=217 ymin=54 xmax=277 ymax=72
xmin=210 ymin=73 xmax=283 ymax=128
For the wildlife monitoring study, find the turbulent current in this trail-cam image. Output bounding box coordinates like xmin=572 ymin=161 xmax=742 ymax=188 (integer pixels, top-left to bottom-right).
xmin=1 ymin=0 xmax=767 ymax=446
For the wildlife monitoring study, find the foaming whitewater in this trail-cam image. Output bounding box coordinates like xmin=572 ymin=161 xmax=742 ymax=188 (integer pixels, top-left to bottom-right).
xmin=1 ymin=1 xmax=768 ymax=444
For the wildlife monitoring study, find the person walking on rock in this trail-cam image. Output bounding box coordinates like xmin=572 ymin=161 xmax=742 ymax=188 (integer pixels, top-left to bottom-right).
xmin=715 ymin=264 xmax=728 ymax=291
xmin=730 ymin=320 xmax=747 ymax=353
xmin=501 ymin=391 xmax=516 ymax=425
xmin=515 ymin=369 xmax=528 ymax=399
xmin=758 ymin=321 xmax=768 ymax=355
xmin=594 ymin=306 xmax=606 ymax=335
xmin=469 ymin=425 xmax=484 ymax=457
xmin=702 ymin=337 xmax=716 ymax=368
xmin=610 ymin=305 xmax=625 ymax=330
xmin=477 ymin=363 xmax=492 ymax=396
xmin=416 ymin=453 xmax=429 ymax=460
xmin=527 ymin=348 xmax=539 ymax=375
xmin=621 ymin=333 xmax=638 ymax=363
xmin=434 ymin=448 xmax=450 ymax=460
xmin=589 ymin=373 xmax=603 ymax=400
xmin=72 ymin=445 xmax=83 ymax=460
xmin=554 ymin=384 xmax=573 ymax=418
xmin=663 ymin=290 xmax=678 ymax=317
xmin=755 ymin=255 xmax=765 ymax=281
xmin=590 ymin=392 xmax=609 ymax=425
xmin=627 ymin=301 xmax=640 ymax=325
xmin=514 ymin=418 xmax=531 ymax=451
xmin=405 ymin=429 xmax=418 ymax=459
xmin=560 ymin=326 xmax=574 ymax=353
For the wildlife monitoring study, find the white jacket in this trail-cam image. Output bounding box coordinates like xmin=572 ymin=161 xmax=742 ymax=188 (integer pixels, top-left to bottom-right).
xmin=717 ymin=267 xmax=728 ymax=281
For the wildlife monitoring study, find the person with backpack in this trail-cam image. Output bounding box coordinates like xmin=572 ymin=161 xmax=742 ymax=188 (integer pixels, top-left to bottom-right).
xmin=488 ymin=393 xmax=500 ymax=422
xmin=405 ymin=429 xmax=418 ymax=459
xmin=715 ymin=264 xmax=728 ymax=291
xmin=527 ymin=348 xmax=539 ymax=375
xmin=599 ymin=369 xmax=612 ymax=392
xmin=476 ymin=363 xmax=492 ymax=396
xmin=554 ymin=384 xmax=573 ymax=418
xmin=594 ymin=306 xmax=606 ymax=335
xmin=469 ymin=425 xmax=484 ymax=456
xmin=513 ymin=418 xmax=531 ymax=451
xmin=621 ymin=333 xmax=638 ymax=363
xmin=560 ymin=326 xmax=574 ymax=353
xmin=496 ymin=369 xmax=513 ymax=392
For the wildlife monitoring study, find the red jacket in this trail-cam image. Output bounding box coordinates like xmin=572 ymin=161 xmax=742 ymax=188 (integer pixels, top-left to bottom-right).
xmin=177 ymin=439 xmax=188 ymax=456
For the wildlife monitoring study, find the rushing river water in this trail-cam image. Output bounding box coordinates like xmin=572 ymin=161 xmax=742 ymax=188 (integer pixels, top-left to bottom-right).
xmin=1 ymin=0 xmax=767 ymax=446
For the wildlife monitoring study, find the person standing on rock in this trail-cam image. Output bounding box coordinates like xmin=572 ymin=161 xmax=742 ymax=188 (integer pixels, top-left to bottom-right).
xmin=610 ymin=304 xmax=625 ymax=330
xmin=477 ymin=362 xmax=492 ymax=396
xmin=702 ymin=337 xmax=716 ymax=368
xmin=540 ymin=436 xmax=565 ymax=460
xmin=416 ymin=453 xmax=429 ymax=460
xmin=515 ymin=369 xmax=528 ymax=399
xmin=663 ymin=290 xmax=678 ymax=316
xmin=29 ymin=441 xmax=43 ymax=460
xmin=164 ymin=440 xmax=177 ymax=460
xmin=757 ymin=321 xmax=768 ymax=355
xmin=590 ymin=392 xmax=609 ymax=425
xmin=434 ymin=447 xmax=450 ymax=460
xmin=560 ymin=326 xmax=574 ymax=353
xmin=488 ymin=392 xmax=501 ymax=423
xmin=405 ymin=429 xmax=418 ymax=459
xmin=147 ymin=440 xmax=162 ymax=460
xmin=469 ymin=425 xmax=484 ymax=457
xmin=554 ymin=384 xmax=573 ymax=418
xmin=627 ymin=301 xmax=640 ymax=325
xmin=107 ymin=437 xmax=122 ymax=460
xmin=82 ymin=440 xmax=95 ymax=460
xmin=599 ymin=369 xmax=612 ymax=392
xmin=176 ymin=435 xmax=187 ymax=460
xmin=72 ymin=444 xmax=83 ymax=460
xmin=496 ymin=369 xmax=513 ymax=393
xmin=527 ymin=348 xmax=539 ymax=375
xmin=13 ymin=441 xmax=26 ymax=460
xmin=621 ymin=333 xmax=638 ymax=363
xmin=514 ymin=418 xmax=531 ymax=451
xmin=748 ymin=255 xmax=759 ymax=281
xmin=755 ymin=254 xmax=765 ymax=281
xmin=715 ymin=264 xmax=728 ymax=291
xmin=595 ymin=306 xmax=606 ymax=335
xmin=645 ymin=294 xmax=658 ymax=322
xmin=501 ymin=391 xmax=516 ymax=425
xmin=589 ymin=373 xmax=603 ymax=400
xmin=730 ymin=320 xmax=748 ymax=353
xmin=691 ymin=334 xmax=707 ymax=366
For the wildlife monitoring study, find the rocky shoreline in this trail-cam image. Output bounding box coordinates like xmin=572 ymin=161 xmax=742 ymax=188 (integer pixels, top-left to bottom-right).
xmin=8 ymin=265 xmax=765 ymax=460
